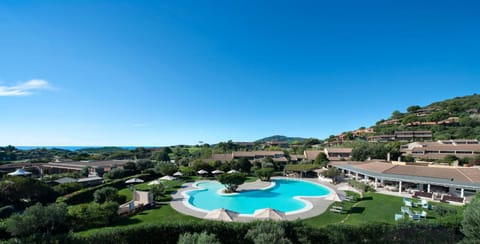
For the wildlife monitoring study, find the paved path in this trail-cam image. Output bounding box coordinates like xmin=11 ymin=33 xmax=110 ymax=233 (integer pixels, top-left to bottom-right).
xmin=170 ymin=177 xmax=345 ymax=222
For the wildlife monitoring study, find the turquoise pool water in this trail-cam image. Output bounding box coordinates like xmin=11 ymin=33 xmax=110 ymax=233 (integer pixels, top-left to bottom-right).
xmin=186 ymin=178 xmax=331 ymax=214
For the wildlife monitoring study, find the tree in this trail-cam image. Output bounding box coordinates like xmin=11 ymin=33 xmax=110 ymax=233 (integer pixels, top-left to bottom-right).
xmin=314 ymin=153 xmax=329 ymax=167
xmin=321 ymin=168 xmax=340 ymax=183
xmin=245 ymin=221 xmax=292 ymax=244
xmin=103 ymin=168 xmax=125 ymax=180
xmin=123 ymin=161 xmax=138 ymax=174
xmin=407 ymin=105 xmax=421 ymax=113
xmin=217 ymin=173 xmax=246 ymax=193
xmin=136 ymin=159 xmax=154 ymax=171
xmin=391 ymin=110 xmax=403 ymax=119
xmin=68 ymin=201 xmax=119 ymax=231
xmin=461 ymin=195 xmax=480 ymax=242
xmin=0 ymin=176 xmax=57 ymax=209
xmin=234 ymin=157 xmax=252 ymax=173
xmin=93 ymin=187 xmax=125 ymax=204
xmin=5 ymin=202 xmax=68 ymax=237
xmin=80 ymin=166 xmax=90 ymax=177
xmin=53 ymin=182 xmax=83 ymax=196
xmin=177 ymin=232 xmax=220 ymax=244
xmin=151 ymin=149 xmax=171 ymax=162
xmin=150 ymin=183 xmax=165 ymax=201
xmin=155 ymin=162 xmax=177 ymax=176
xmin=192 ymin=162 xmax=214 ymax=173
xmin=442 ymin=155 xmax=458 ymax=165
xmin=255 ymin=168 xmax=274 ymax=181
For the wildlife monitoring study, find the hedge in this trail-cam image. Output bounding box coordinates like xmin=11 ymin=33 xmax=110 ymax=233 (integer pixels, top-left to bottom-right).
xmin=64 ymin=221 xmax=462 ymax=244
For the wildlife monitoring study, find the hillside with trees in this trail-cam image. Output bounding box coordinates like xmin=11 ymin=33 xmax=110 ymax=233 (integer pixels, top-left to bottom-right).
xmin=372 ymin=94 xmax=480 ymax=140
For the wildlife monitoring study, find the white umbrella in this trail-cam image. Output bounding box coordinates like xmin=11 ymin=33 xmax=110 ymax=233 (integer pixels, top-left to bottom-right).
xmin=148 ymin=180 xmax=161 ymax=185
xmin=125 ymin=178 xmax=144 ymax=184
xmin=227 ymin=169 xmax=239 ymax=174
xmin=173 ymin=171 xmax=183 ymax=177
xmin=8 ymin=168 xmax=32 ymax=176
xmin=204 ymin=208 xmax=236 ymax=222
xmin=253 ymin=208 xmax=286 ymax=220
xmin=197 ymin=169 xmax=208 ymax=174
xmin=159 ymin=175 xmax=176 ymax=181
xmin=212 ymin=170 xmax=224 ymax=174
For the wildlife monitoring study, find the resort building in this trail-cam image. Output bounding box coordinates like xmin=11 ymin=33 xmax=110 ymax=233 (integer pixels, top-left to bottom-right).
xmin=42 ymin=160 xmax=132 ymax=176
xmin=211 ymin=151 xmax=288 ymax=163
xmin=368 ymin=130 xmax=432 ymax=142
xmin=304 ymin=148 xmax=352 ymax=161
xmin=265 ymin=140 xmax=289 ymax=148
xmin=400 ymin=140 xmax=480 ymax=160
xmin=331 ymin=161 xmax=480 ymax=202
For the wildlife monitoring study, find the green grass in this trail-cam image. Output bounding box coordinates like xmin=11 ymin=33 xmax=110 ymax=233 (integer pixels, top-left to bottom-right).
xmin=79 ymin=204 xmax=200 ymax=236
xmin=303 ymin=192 xmax=464 ymax=227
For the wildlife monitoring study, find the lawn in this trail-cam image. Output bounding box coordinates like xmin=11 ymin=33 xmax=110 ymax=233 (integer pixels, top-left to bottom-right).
xmin=79 ymin=204 xmax=200 ymax=236
xmin=303 ymin=192 xmax=464 ymax=227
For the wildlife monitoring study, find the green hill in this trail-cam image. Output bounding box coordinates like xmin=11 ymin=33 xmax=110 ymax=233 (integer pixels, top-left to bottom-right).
xmin=256 ymin=135 xmax=308 ymax=143
xmin=372 ymin=94 xmax=480 ymax=140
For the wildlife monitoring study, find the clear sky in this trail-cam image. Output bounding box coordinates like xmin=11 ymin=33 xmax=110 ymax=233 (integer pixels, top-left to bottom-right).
xmin=0 ymin=1 xmax=479 ymax=146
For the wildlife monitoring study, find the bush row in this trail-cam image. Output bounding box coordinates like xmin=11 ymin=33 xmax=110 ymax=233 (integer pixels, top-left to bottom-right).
xmin=62 ymin=221 xmax=462 ymax=244
xmin=348 ymin=179 xmax=375 ymax=193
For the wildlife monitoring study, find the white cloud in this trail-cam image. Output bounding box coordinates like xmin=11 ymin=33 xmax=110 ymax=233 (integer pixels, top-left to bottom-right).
xmin=132 ymin=123 xmax=147 ymax=127
xmin=0 ymin=79 xmax=53 ymax=96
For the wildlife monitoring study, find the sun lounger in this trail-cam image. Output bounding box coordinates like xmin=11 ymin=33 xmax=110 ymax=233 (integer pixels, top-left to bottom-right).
xmin=395 ymin=214 xmax=404 ymax=221
xmin=330 ymin=206 xmax=343 ymax=213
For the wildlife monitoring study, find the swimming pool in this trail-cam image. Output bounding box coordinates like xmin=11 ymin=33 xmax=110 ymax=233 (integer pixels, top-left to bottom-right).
xmin=185 ymin=178 xmax=331 ymax=215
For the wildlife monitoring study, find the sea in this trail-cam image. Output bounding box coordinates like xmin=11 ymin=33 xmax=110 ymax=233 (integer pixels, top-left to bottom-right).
xmin=16 ymin=146 xmax=150 ymax=151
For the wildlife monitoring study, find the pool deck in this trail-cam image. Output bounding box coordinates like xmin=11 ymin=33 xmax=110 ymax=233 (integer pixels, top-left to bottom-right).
xmin=170 ymin=177 xmax=346 ymax=221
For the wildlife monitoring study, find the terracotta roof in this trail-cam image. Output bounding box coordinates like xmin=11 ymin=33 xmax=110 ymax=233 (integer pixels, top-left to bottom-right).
xmin=233 ymin=151 xmax=284 ymax=157
xmin=412 ymin=142 xmax=480 ymax=152
xmin=384 ymin=165 xmax=473 ymax=183
xmin=354 ymin=162 xmax=397 ymax=173
xmin=325 ymin=148 xmax=352 ymax=153
xmin=212 ymin=154 xmax=233 ymax=161
xmin=333 ymin=161 xmax=480 ymax=185
xmin=458 ymin=168 xmax=480 ymax=182
xmin=304 ymin=150 xmax=321 ymax=161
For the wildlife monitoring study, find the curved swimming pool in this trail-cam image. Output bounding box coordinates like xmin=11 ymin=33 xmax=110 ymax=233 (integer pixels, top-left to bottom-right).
xmin=185 ymin=178 xmax=331 ymax=214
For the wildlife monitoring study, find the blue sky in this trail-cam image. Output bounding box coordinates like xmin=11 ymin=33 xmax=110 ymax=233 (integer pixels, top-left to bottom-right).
xmin=0 ymin=1 xmax=479 ymax=146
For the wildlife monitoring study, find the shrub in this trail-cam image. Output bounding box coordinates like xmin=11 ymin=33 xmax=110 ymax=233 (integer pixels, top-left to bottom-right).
xmin=255 ymin=168 xmax=274 ymax=181
xmin=104 ymin=168 xmax=125 ymax=181
xmin=348 ymin=179 xmax=374 ymax=193
xmin=245 ymin=221 xmax=292 ymax=244
xmin=0 ymin=205 xmax=15 ymax=219
xmin=93 ymin=187 xmax=125 ymax=204
xmin=53 ymin=182 xmax=83 ymax=196
xmin=68 ymin=201 xmax=119 ymax=231
xmin=5 ymin=202 xmax=68 ymax=237
xmin=434 ymin=204 xmax=458 ymax=217
xmin=177 ymin=232 xmax=220 ymax=244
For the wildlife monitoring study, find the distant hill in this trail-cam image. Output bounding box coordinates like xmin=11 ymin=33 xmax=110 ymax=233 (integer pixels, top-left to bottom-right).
xmin=256 ymin=135 xmax=308 ymax=143
xmin=371 ymin=94 xmax=480 ymax=140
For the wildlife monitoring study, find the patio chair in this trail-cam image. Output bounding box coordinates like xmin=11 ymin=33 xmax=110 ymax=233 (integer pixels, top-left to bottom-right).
xmin=330 ymin=206 xmax=343 ymax=213
xmin=410 ymin=214 xmax=421 ymax=221
xmin=405 ymin=201 xmax=413 ymax=207
xmin=395 ymin=214 xmax=404 ymax=221
xmin=420 ymin=211 xmax=427 ymax=218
